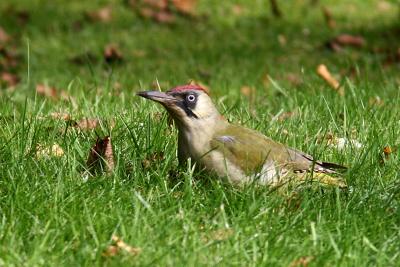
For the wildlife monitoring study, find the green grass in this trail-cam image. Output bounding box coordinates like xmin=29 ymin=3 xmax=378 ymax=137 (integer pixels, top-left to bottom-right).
xmin=1 ymin=0 xmax=399 ymax=266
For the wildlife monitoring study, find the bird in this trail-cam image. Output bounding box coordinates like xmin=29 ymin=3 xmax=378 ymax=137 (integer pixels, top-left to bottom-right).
xmin=137 ymin=84 xmax=347 ymax=188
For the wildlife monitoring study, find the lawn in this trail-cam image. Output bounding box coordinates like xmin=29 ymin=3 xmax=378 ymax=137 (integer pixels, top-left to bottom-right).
xmin=0 ymin=0 xmax=399 ymax=266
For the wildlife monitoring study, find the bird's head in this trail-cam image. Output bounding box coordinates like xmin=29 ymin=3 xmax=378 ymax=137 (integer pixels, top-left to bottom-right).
xmin=137 ymin=85 xmax=221 ymax=128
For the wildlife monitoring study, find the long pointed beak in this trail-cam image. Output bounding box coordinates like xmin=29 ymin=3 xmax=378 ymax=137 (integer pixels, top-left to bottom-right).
xmin=136 ymin=91 xmax=177 ymax=104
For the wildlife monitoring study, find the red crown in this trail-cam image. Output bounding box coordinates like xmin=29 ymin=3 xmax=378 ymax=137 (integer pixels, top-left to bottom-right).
xmin=168 ymin=84 xmax=209 ymax=94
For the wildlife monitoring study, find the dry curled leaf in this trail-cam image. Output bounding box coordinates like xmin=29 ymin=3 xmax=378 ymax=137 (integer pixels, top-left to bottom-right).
xmin=104 ymin=44 xmax=123 ymax=63
xmin=85 ymin=6 xmax=112 ymax=22
xmin=278 ymin=111 xmax=297 ymax=121
xmin=383 ymin=146 xmax=392 ymax=160
xmin=103 ymin=235 xmax=141 ymax=257
xmin=36 ymin=143 xmax=64 ymax=158
xmin=289 ymin=256 xmax=315 ymax=267
xmin=334 ymin=34 xmax=365 ymax=48
xmin=1 ymin=72 xmax=19 ymax=87
xmin=172 ymin=0 xmax=197 ymax=14
xmin=86 ymin=136 xmax=115 ymax=174
xmin=0 ymin=27 xmax=11 ymax=43
xmin=144 ymin=0 xmax=168 ymax=9
xmin=36 ymin=84 xmax=71 ymax=101
xmin=50 ymin=112 xmax=71 ymax=121
xmin=316 ymin=64 xmax=344 ymax=96
xmin=154 ymin=11 xmax=175 ymax=23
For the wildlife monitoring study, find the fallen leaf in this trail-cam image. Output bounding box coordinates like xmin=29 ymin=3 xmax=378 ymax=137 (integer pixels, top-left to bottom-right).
xmin=278 ymin=111 xmax=297 ymax=121
xmin=154 ymin=11 xmax=175 ymax=23
xmin=240 ymin=85 xmax=255 ymax=97
xmin=36 ymin=143 xmax=64 ymax=158
xmin=289 ymin=256 xmax=315 ymax=267
xmin=383 ymin=146 xmax=392 ymax=160
xmin=36 ymin=84 xmax=73 ymax=104
xmin=322 ymin=6 xmax=336 ymax=29
xmin=1 ymin=72 xmax=19 ymax=87
xmin=231 ymin=4 xmax=244 ymax=15
xmin=103 ymin=235 xmax=141 ymax=257
xmin=334 ymin=34 xmax=365 ymax=48
xmin=144 ymin=0 xmax=168 ymax=9
xmin=102 ymin=245 xmax=119 ymax=257
xmin=172 ymin=0 xmax=197 ymax=15
xmin=85 ymin=6 xmax=112 ymax=22
xmin=139 ymin=7 xmax=156 ymax=18
xmin=75 ymin=118 xmax=100 ymax=131
xmin=36 ymin=84 xmax=58 ymax=100
xmin=86 ymin=136 xmax=115 ymax=174
xmin=0 ymin=27 xmax=10 ymax=43
xmin=50 ymin=112 xmax=71 ymax=121
xmin=104 ymin=44 xmax=123 ymax=63
xmin=142 ymin=151 xmax=165 ymax=169
xmin=316 ymin=64 xmax=344 ymax=96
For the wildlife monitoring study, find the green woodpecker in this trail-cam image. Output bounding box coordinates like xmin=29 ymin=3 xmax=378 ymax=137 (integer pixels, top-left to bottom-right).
xmin=137 ymin=85 xmax=347 ymax=188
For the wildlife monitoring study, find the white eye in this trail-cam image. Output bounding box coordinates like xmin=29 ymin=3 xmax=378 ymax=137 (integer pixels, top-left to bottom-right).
xmin=187 ymin=94 xmax=196 ymax=102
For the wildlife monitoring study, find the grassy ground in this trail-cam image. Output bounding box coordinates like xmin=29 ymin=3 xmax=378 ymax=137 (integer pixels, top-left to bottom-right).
xmin=1 ymin=0 xmax=399 ymax=266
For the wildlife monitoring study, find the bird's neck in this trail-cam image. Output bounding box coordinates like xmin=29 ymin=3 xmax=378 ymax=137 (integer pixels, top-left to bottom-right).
xmin=176 ymin=114 xmax=228 ymax=160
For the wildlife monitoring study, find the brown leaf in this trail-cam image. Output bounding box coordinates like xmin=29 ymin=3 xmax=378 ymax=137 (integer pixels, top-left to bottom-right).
xmin=322 ymin=6 xmax=336 ymax=29
xmin=139 ymin=7 xmax=156 ymax=18
xmin=240 ymin=86 xmax=256 ymax=104
xmin=278 ymin=111 xmax=297 ymax=121
xmin=102 ymin=245 xmax=119 ymax=257
xmin=144 ymin=0 xmax=168 ymax=10
xmin=316 ymin=64 xmax=344 ymax=96
xmin=36 ymin=84 xmax=71 ymax=101
xmin=334 ymin=34 xmax=365 ymax=48
xmin=85 ymin=6 xmax=112 ymax=23
xmin=289 ymin=256 xmax=315 ymax=267
xmin=154 ymin=11 xmax=175 ymax=24
xmin=104 ymin=44 xmax=123 ymax=63
xmin=102 ymin=235 xmax=141 ymax=257
xmin=0 ymin=27 xmax=11 ymax=43
xmin=36 ymin=84 xmax=58 ymax=100
xmin=1 ymin=72 xmax=19 ymax=87
xmin=231 ymin=4 xmax=245 ymax=16
xmin=383 ymin=146 xmax=393 ymax=159
xmin=75 ymin=118 xmax=100 ymax=130
xmin=50 ymin=112 xmax=71 ymax=121
xmin=172 ymin=0 xmax=197 ymax=14
xmin=86 ymin=136 xmax=115 ymax=174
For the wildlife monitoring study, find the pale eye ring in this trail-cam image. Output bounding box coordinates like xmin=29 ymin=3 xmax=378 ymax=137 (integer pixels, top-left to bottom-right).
xmin=187 ymin=94 xmax=196 ymax=102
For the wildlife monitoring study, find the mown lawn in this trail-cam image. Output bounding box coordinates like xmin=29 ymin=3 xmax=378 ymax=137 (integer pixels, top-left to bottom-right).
xmin=0 ymin=0 xmax=399 ymax=266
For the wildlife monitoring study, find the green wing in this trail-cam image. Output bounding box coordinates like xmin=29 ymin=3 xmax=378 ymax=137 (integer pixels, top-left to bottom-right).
xmin=210 ymin=124 xmax=347 ymax=184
